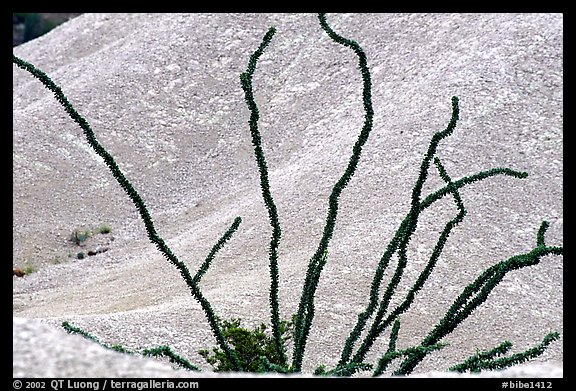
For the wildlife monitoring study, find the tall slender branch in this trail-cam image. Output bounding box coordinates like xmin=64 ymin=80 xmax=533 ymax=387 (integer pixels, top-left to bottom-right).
xmin=291 ymin=12 xmax=375 ymax=371
xmin=239 ymin=27 xmax=287 ymax=366
xmin=13 ymin=54 xmax=243 ymax=371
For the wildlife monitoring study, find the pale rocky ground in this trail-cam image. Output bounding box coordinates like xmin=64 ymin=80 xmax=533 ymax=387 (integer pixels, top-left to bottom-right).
xmin=13 ymin=13 xmax=562 ymax=378
xmin=12 ymin=317 xmax=562 ymax=378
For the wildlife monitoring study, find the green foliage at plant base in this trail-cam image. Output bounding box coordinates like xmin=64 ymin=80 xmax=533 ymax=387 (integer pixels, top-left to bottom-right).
xmin=96 ymin=224 xmax=112 ymax=234
xmin=21 ymin=265 xmax=37 ymax=275
xmin=198 ymin=318 xmax=292 ymax=372
xmin=14 ymin=13 xmax=562 ymax=376
xmin=70 ymin=224 xmax=112 ymax=245
xmin=70 ymin=229 xmax=91 ymax=245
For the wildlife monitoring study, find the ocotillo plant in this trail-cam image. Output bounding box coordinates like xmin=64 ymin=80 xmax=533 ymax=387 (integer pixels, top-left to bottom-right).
xmin=13 ymin=13 xmax=562 ymax=376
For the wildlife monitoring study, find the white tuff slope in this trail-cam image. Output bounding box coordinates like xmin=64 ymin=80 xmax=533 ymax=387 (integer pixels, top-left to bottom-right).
xmin=13 ymin=13 xmax=562 ymax=377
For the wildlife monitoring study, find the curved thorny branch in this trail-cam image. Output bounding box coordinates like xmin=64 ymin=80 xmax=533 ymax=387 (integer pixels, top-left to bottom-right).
xmin=394 ymin=222 xmax=562 ymax=375
xmin=239 ymin=26 xmax=288 ymax=366
xmin=290 ymin=11 xmax=376 ymax=372
xmin=13 ymin=54 xmax=243 ymax=371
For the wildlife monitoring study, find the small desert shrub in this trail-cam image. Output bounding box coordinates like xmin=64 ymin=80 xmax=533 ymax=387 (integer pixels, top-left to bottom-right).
xmin=198 ymin=318 xmax=293 ymax=372
xmin=70 ymin=224 xmax=112 ymax=245
xmin=96 ymin=224 xmax=112 ymax=234
xmin=70 ymin=229 xmax=91 ymax=245
xmin=23 ymin=265 xmax=37 ymax=275
xmin=13 ymin=265 xmax=37 ymax=276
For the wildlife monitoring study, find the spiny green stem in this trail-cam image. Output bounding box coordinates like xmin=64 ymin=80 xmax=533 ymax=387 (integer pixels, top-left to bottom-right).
xmin=391 ymin=97 xmax=460 ymax=325
xmin=62 ymin=321 xmax=104 ymax=346
xmin=12 ymin=55 xmax=192 ymax=289
xmin=420 ymin=167 xmax=528 ymax=211
xmin=349 ymin=156 xmax=468 ymax=366
xmin=410 ymin=97 xmax=460 ymax=210
xmin=291 ymin=11 xmax=375 ymax=372
xmin=142 ymin=346 xmax=201 ymax=371
xmin=339 ymin=97 xmax=460 ymax=366
xmin=394 ymin=223 xmax=563 ymax=375
xmin=193 ymin=217 xmax=242 ymax=286
xmin=338 ymin=136 xmax=529 ymax=367
xmin=474 ymin=332 xmax=560 ymax=372
xmin=370 ymin=318 xmax=401 ymax=376
xmin=63 ymin=322 xmax=200 ymax=371
xmin=448 ymin=332 xmax=560 ymax=373
xmin=13 ymin=54 xmax=241 ymax=371
xmin=13 ymin=55 xmax=160 ymax=245
xmin=448 ymin=341 xmax=513 ymax=373
xmin=62 ymin=321 xmax=133 ymax=354
xmin=372 ymin=342 xmax=447 ymax=377
xmin=191 ymin=218 xmax=243 ymax=371
xmin=239 ymin=26 xmax=287 ymax=366
xmin=314 ymin=362 xmax=373 ymax=377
